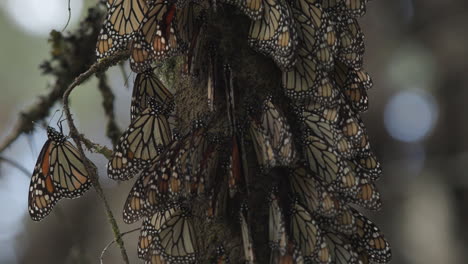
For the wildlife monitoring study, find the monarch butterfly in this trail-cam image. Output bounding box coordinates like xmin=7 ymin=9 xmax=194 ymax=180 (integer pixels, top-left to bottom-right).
xmin=138 ymin=123 xmax=211 ymax=207
xmin=337 ymin=105 xmax=364 ymax=144
xmin=248 ymin=0 xmax=297 ymax=69
xmin=108 ymin=97 xmax=173 ymax=180
xmin=302 ymin=134 xmax=344 ymax=187
xmin=28 ymin=126 xmax=92 ymax=221
xmin=240 ymin=204 xmax=255 ymax=263
xmin=122 ymin=172 xmax=154 ymax=224
xmin=288 ymin=164 xmax=340 ymax=217
xmin=289 ymin=201 xmax=327 ymax=262
xmin=342 ymin=178 xmax=382 ymax=210
xmin=130 ymin=0 xmax=184 ymax=72
xmin=260 ymin=97 xmax=296 ymax=166
xmin=269 ymin=188 xmax=287 ymax=255
xmin=221 ymin=0 xmax=264 ymax=20
xmin=138 ymin=205 xmax=198 ymax=262
xmin=303 ymin=99 xmax=341 ymax=123
xmin=131 ymin=70 xmax=174 ymax=121
xmin=332 ymin=62 xmax=371 ymax=113
xmin=348 ymin=154 xmax=381 ymax=182
xmin=335 ymin=133 xmax=355 ymax=159
xmin=323 ymin=232 xmax=360 ymax=264
xmin=179 ymin=3 xmax=206 ymax=75
xmin=336 ymin=18 xmax=364 ymax=68
xmin=350 ymin=209 xmax=392 ymax=263
xmin=324 ymin=207 xmax=357 ymax=235
xmin=291 ymin=0 xmax=336 ymax=70
xmin=298 ymin=106 xmax=338 ymax=147
xmin=282 ymin=47 xmax=339 ymax=102
xmin=123 ymin=138 xmax=183 ymax=224
xmin=96 ymin=0 xmax=148 ymax=59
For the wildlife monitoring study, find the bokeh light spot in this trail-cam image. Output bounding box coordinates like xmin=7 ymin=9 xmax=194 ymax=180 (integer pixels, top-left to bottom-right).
xmin=384 ymin=90 xmax=438 ymax=142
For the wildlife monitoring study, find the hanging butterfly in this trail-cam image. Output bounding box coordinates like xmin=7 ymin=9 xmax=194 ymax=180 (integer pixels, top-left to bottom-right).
xmin=123 ymin=138 xmax=183 ymax=223
xmin=332 ymin=61 xmax=372 ymax=112
xmin=260 ymin=97 xmax=296 ymax=166
xmin=138 ymin=205 xmax=198 ymax=262
xmin=130 ymin=0 xmax=185 ymax=72
xmin=297 ymin=105 xmax=339 ymax=147
xmin=179 ymin=3 xmax=206 ymax=75
xmin=289 ymin=201 xmax=328 ymax=262
xmin=249 ymin=97 xmax=296 ymax=171
xmin=350 ymin=209 xmax=392 ymax=263
xmin=28 ymin=126 xmax=92 ymax=221
xmin=302 ymin=134 xmax=346 ymax=188
xmin=248 ymin=0 xmax=297 ymax=70
xmin=336 ymin=18 xmax=365 ymax=68
xmin=291 ymin=0 xmax=336 ymax=70
xmin=96 ymin=0 xmax=148 ymax=59
xmin=323 ymin=232 xmax=360 ymax=264
xmin=134 ymin=122 xmax=210 ymax=207
xmin=282 ymin=47 xmax=339 ymax=102
xmin=288 ymin=164 xmax=340 ymax=218
xmin=122 ymin=171 xmax=153 ymax=224
xmin=319 ymin=206 xmax=357 ymax=235
xmin=131 ymin=70 xmax=174 ymax=121
xmin=342 ymin=178 xmax=382 ymax=211
xmin=108 ymin=97 xmax=173 ymax=181
xmin=299 ymin=103 xmax=355 ymax=159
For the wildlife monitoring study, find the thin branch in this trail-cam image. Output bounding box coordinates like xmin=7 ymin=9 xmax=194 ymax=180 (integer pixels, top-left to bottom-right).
xmin=79 ymin=134 xmax=113 ymax=160
xmin=0 ymin=156 xmax=30 ymax=177
xmin=62 ymin=0 xmax=72 ymax=32
xmin=62 ymin=50 xmax=130 ymax=264
xmin=100 ymin=228 xmax=140 ymax=264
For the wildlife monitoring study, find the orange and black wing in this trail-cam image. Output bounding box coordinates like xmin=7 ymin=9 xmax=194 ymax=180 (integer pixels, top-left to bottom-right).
xmin=28 ymin=140 xmax=60 ymax=221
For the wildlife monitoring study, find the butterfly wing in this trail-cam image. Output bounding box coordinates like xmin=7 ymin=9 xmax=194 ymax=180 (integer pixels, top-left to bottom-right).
xmin=28 ymin=140 xmax=61 ymax=221
xmin=48 ymin=140 xmax=92 ymax=198
xmin=108 ymin=106 xmax=172 ymax=180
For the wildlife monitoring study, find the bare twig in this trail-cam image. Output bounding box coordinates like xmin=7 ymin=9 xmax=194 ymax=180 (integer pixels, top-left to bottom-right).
xmin=79 ymin=134 xmax=113 ymax=160
xmin=62 ymin=50 xmax=130 ymax=264
xmin=0 ymin=156 xmax=30 ymax=177
xmin=100 ymin=228 xmax=140 ymax=264
xmin=62 ymin=0 xmax=72 ymax=32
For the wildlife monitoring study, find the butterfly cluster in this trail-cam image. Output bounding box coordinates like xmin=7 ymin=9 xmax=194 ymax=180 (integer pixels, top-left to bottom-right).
xmin=97 ymin=0 xmax=390 ymax=263
xmin=27 ymin=0 xmax=391 ymax=263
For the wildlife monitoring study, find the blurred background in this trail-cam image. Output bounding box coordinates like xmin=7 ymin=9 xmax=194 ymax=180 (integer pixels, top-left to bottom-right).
xmin=1 ymin=0 xmax=467 ymax=263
